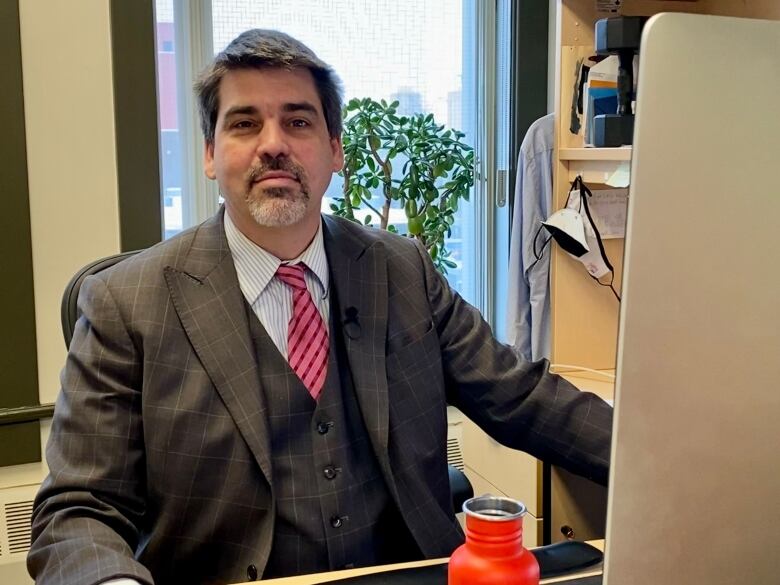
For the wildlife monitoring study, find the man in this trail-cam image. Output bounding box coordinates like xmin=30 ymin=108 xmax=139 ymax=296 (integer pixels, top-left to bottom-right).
xmin=29 ymin=30 xmax=612 ymax=585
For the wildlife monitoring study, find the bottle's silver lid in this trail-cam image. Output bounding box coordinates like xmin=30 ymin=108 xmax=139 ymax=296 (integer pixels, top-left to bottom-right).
xmin=462 ymin=495 xmax=527 ymax=521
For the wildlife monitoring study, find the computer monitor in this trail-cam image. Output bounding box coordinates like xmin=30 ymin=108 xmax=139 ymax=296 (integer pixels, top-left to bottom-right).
xmin=604 ymin=12 xmax=780 ymax=585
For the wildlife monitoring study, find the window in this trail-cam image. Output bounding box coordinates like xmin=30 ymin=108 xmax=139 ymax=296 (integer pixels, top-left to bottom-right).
xmin=154 ymin=0 xmax=510 ymax=326
xmin=154 ymin=0 xmax=183 ymax=238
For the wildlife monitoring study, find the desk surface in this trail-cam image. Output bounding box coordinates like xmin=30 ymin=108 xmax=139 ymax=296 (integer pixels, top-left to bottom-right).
xmin=238 ymin=541 xmax=605 ymax=585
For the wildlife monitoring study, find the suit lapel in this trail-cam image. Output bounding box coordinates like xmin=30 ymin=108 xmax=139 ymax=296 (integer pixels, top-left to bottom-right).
xmin=323 ymin=216 xmax=390 ymax=460
xmin=163 ymin=210 xmax=273 ymax=484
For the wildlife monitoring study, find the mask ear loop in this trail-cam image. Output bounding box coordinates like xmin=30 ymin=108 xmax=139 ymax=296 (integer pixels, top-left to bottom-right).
xmin=529 ymin=177 xmax=582 ymax=275
xmin=527 ymin=222 xmax=552 ymax=273
xmin=564 ymin=175 xmax=581 ymax=210
xmin=578 ymin=179 xmax=621 ymax=302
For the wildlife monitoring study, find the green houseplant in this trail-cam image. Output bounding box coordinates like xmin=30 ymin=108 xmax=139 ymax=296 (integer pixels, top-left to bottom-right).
xmin=332 ymin=97 xmax=475 ymax=274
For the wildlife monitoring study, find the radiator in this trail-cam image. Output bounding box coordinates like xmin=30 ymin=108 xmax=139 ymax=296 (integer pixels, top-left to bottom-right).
xmin=446 ymin=406 xmax=465 ymax=470
xmin=0 ymin=484 xmax=36 ymax=584
xmin=0 ymin=484 xmax=37 ymax=563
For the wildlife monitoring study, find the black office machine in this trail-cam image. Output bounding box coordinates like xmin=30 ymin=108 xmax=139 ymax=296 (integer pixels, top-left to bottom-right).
xmin=593 ymin=16 xmax=647 ymax=147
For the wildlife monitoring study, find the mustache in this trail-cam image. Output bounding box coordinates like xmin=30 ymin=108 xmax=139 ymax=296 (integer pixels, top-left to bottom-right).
xmin=247 ymin=158 xmax=306 ymax=184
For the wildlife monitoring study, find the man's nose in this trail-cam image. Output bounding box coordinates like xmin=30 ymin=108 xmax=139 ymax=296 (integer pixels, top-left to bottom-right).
xmin=255 ymin=122 xmax=290 ymax=159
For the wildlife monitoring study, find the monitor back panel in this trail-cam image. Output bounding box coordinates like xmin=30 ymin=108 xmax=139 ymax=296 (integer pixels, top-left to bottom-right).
xmin=605 ymin=13 xmax=780 ymax=585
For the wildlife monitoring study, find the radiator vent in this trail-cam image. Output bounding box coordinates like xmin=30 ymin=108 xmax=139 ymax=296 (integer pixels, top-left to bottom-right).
xmin=5 ymin=501 xmax=33 ymax=555
xmin=0 ymin=484 xmax=39 ymax=566
xmin=446 ymin=409 xmax=465 ymax=471
xmin=447 ymin=436 xmax=465 ymax=470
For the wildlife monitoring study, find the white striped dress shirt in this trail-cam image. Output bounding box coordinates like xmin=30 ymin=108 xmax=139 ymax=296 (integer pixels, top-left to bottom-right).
xmin=224 ymin=211 xmax=330 ymax=359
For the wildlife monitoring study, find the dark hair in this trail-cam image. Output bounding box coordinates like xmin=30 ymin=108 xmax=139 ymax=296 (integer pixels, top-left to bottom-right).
xmin=194 ymin=29 xmax=343 ymax=144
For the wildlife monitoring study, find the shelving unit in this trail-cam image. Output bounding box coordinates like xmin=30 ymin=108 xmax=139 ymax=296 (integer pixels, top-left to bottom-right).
xmin=551 ymin=0 xmax=780 ymax=374
xmin=558 ymin=147 xmax=632 ymax=161
xmin=548 ymin=0 xmax=780 ymax=544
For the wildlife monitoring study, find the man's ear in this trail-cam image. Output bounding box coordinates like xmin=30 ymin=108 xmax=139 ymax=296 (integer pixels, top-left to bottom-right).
xmin=204 ymin=140 xmax=217 ymax=180
xmin=330 ymin=136 xmax=344 ymax=173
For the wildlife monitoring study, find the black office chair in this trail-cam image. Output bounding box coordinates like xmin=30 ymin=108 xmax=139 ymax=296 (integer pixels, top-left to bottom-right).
xmin=61 ymin=251 xmax=473 ymax=512
xmin=61 ymin=250 xmax=141 ymax=349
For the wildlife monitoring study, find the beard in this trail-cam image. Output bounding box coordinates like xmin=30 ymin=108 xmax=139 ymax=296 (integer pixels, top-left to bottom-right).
xmin=244 ymin=159 xmax=311 ymax=227
xmin=245 ymin=187 xmax=308 ymax=227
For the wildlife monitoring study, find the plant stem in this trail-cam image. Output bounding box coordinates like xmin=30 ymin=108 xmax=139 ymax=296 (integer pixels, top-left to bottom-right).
xmin=360 ymin=196 xmax=384 ymax=222
xmin=341 ymin=169 xmax=354 ymax=219
xmin=366 ymin=134 xmax=392 ymax=229
xmin=381 ymin=198 xmax=391 ymax=230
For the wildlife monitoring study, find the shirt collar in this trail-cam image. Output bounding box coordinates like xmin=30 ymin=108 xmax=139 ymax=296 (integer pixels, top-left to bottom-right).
xmin=224 ymin=210 xmax=329 ymax=306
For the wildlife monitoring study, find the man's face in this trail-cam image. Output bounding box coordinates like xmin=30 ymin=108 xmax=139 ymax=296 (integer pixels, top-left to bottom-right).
xmin=204 ymin=67 xmax=343 ymax=228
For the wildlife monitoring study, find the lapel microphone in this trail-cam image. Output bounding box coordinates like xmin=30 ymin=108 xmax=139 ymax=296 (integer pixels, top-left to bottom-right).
xmin=343 ymin=306 xmax=361 ymax=340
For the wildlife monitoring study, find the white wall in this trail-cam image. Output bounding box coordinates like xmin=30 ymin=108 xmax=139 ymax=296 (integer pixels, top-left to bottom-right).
xmin=0 ymin=0 xmax=121 ymax=491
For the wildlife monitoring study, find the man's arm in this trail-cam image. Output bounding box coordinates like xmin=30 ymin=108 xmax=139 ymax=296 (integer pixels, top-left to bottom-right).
xmin=414 ymin=241 xmax=613 ymax=485
xmin=28 ymin=275 xmax=154 ymax=585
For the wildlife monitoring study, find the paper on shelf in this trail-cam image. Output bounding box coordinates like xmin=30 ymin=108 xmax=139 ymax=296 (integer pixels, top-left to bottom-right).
xmin=591 ymin=188 xmax=628 ymax=238
xmin=569 ymin=187 xmax=629 ymax=239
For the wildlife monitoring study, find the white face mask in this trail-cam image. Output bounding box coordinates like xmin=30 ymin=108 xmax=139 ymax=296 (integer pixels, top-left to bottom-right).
xmin=559 ymin=183 xmax=613 ymax=279
xmin=531 ymin=176 xmax=620 ymax=300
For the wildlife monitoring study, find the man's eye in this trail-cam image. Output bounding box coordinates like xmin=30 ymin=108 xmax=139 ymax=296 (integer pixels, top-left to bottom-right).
xmin=233 ymin=120 xmax=255 ymax=129
xmin=290 ymin=119 xmax=310 ymax=128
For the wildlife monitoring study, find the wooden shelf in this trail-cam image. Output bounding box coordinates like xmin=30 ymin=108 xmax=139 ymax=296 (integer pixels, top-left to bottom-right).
xmin=565 ymin=158 xmax=631 ymax=185
xmin=559 ymin=147 xmax=632 ymax=162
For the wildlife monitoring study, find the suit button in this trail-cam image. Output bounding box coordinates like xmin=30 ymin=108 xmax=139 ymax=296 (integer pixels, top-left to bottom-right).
xmin=330 ymin=515 xmax=343 ymax=528
xmin=323 ymin=465 xmax=338 ymax=480
xmin=317 ymin=421 xmax=331 ymax=435
xmin=246 ymin=564 xmax=258 ymax=581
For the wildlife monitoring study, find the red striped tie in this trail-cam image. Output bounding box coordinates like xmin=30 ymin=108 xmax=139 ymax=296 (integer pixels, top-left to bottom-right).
xmin=275 ymin=264 xmax=329 ymax=400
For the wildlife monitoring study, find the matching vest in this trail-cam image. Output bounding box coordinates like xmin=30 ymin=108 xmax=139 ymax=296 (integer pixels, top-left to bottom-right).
xmin=246 ymin=300 xmax=421 ymax=578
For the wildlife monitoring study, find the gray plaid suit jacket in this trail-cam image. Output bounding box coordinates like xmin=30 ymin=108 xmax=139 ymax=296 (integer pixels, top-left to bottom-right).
xmin=28 ymin=208 xmax=612 ymax=585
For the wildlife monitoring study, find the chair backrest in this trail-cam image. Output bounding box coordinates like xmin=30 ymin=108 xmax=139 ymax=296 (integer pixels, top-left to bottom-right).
xmin=61 ymin=250 xmax=142 ymax=348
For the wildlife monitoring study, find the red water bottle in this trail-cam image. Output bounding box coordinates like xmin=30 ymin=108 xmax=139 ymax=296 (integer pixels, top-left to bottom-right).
xmin=449 ymin=496 xmax=539 ymax=585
